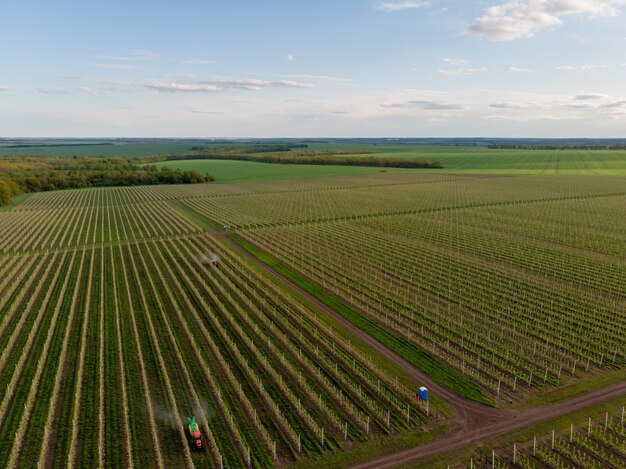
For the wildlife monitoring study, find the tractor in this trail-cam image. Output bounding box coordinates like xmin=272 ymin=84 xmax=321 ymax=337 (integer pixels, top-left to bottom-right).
xmin=187 ymin=417 xmax=203 ymax=451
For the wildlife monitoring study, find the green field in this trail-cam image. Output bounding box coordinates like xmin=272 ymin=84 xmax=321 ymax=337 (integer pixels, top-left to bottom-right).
xmin=148 ymin=159 xmax=412 ymax=183
xmin=0 ymin=142 xmax=196 ymax=158
xmin=153 ymin=146 xmax=626 ymax=178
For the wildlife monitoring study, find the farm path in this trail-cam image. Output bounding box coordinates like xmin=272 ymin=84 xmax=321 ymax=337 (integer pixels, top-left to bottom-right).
xmin=221 ymin=234 xmax=626 ymax=468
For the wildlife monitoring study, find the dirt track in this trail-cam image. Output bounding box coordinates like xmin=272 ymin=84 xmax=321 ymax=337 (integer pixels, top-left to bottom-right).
xmin=223 ymin=235 xmax=626 ymax=468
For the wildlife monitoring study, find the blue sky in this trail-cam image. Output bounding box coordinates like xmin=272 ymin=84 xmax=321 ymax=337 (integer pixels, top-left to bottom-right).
xmin=1 ymin=0 xmax=626 ymax=137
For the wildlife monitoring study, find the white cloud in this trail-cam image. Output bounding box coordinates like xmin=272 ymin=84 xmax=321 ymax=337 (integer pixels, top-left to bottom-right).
xmin=489 ymin=101 xmax=529 ymax=108
xmin=0 ymin=85 xmax=7 ymax=92
xmin=601 ymin=100 xmax=626 ymax=108
xmin=575 ymin=93 xmax=607 ymax=99
xmin=273 ymin=80 xmax=313 ymax=88
xmin=129 ymin=49 xmax=158 ymax=60
xmin=381 ymin=99 xmax=463 ymax=110
xmin=555 ymin=63 xmax=612 ymax=71
xmin=286 ymin=74 xmax=352 ymax=83
xmin=467 ymin=0 xmax=626 ymax=41
xmin=567 ymin=103 xmax=595 ymax=108
xmin=38 ymin=85 xmax=126 ymax=95
xmin=94 ymin=49 xmax=158 ymax=62
xmin=437 ymin=67 xmax=486 ymax=76
xmin=79 ymin=87 xmax=100 ymax=95
xmin=145 ymin=78 xmax=314 ymax=93
xmin=38 ymin=88 xmax=75 ymax=95
xmin=483 ymin=114 xmax=578 ymax=122
xmin=506 ymin=66 xmax=533 ymax=73
xmin=287 ymin=54 xmax=294 ymax=61
xmin=95 ymin=55 xmax=134 ymax=61
xmin=442 ymin=58 xmax=469 ymax=66
xmin=374 ymin=1 xmax=429 ymax=12
xmin=90 ymin=63 xmax=143 ymax=71
xmin=181 ymin=59 xmax=215 ymax=65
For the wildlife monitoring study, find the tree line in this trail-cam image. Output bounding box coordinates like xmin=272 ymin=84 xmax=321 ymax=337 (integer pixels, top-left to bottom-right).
xmin=141 ymin=143 xmax=443 ymax=169
xmin=172 ymin=152 xmax=442 ymax=168
xmin=0 ymin=156 xmax=213 ymax=206
xmin=488 ymin=144 xmax=626 ymax=150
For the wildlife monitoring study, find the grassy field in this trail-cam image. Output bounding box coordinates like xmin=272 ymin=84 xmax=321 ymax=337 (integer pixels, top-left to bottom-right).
xmin=153 ymin=146 xmax=626 ymax=177
xmin=306 ymin=143 xmax=626 ymax=174
xmin=148 ymin=159 xmax=410 ymax=183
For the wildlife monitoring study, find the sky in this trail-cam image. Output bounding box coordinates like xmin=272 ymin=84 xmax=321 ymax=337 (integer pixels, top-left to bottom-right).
xmin=1 ymin=0 xmax=626 ymax=138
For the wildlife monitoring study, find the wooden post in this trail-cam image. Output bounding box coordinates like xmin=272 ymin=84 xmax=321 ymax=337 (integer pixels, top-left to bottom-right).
xmin=570 ymin=423 xmax=573 ymax=442
xmin=551 ymin=430 xmax=555 ymax=449
xmin=513 ymin=443 xmax=517 ymax=464
xmin=492 ymin=449 xmax=495 ymax=468
xmin=588 ymin=417 xmax=592 ymax=435
xmin=298 ymin=434 xmax=301 ymax=454
xmin=605 ymin=411 xmax=609 ymax=429
xmin=622 ymin=406 xmax=625 ymax=425
xmin=533 ymin=436 xmax=536 ymax=455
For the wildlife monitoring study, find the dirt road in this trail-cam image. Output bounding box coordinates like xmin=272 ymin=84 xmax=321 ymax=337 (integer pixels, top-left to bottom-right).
xmin=223 ymin=235 xmax=626 ymax=468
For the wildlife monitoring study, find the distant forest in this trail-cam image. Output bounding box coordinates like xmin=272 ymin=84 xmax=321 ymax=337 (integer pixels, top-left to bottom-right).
xmin=0 ymin=156 xmax=213 ymax=206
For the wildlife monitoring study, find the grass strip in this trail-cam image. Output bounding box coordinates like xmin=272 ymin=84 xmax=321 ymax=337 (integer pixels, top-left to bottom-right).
xmin=167 ymin=200 xmax=222 ymax=230
xmin=230 ymin=233 xmax=493 ymax=407
xmin=288 ymin=423 xmax=449 ymax=469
